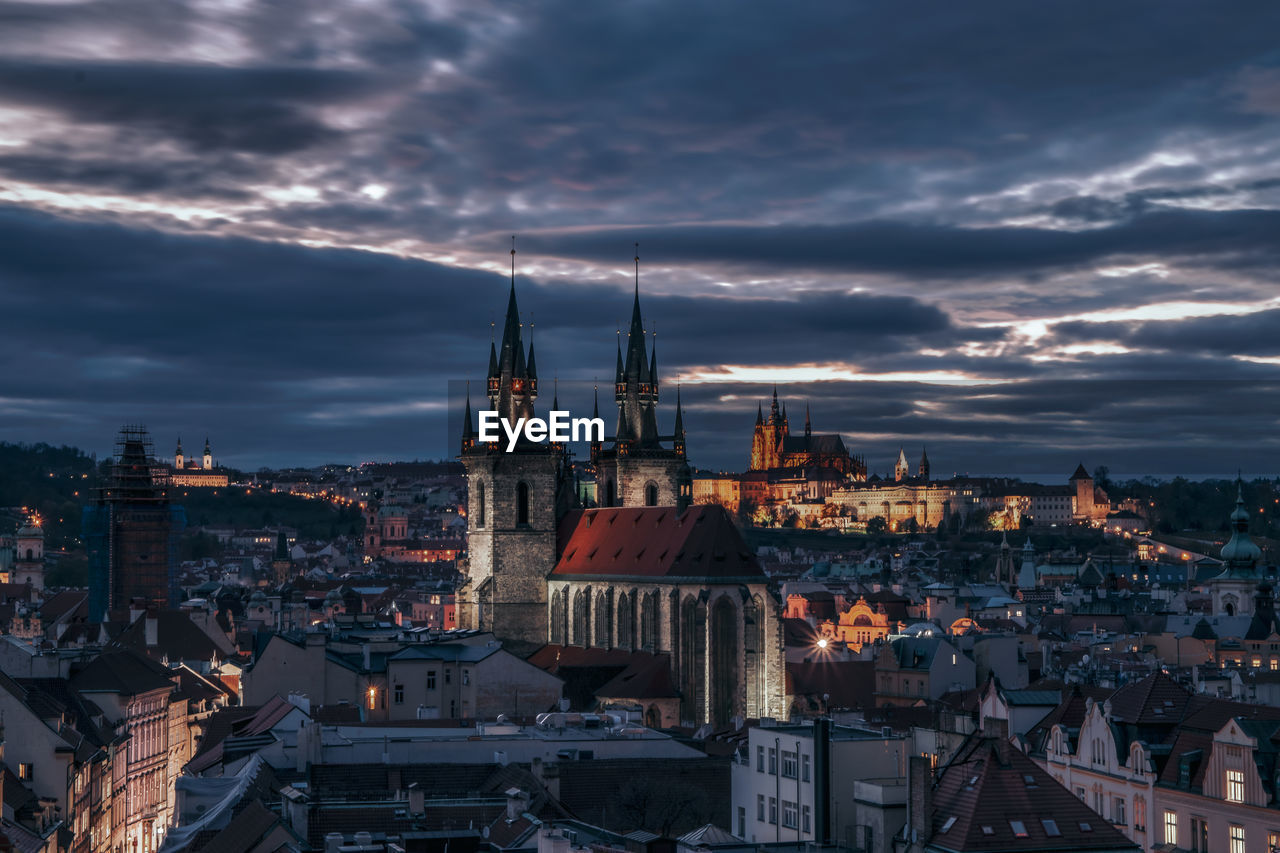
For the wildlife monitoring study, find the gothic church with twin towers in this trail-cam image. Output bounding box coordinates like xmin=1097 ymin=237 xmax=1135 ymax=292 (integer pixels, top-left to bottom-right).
xmin=458 ymin=247 xmax=785 ymax=726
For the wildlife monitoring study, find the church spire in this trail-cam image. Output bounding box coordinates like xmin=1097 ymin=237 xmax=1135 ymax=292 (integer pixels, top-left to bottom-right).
xmin=489 ymin=237 xmax=537 ymax=421
xmin=674 ymin=384 xmax=686 ymax=458
xmin=804 ymin=403 xmax=811 ymax=438
xmin=649 ymin=326 xmax=658 ymax=391
xmin=615 ymin=329 xmax=624 ymax=385
xmin=460 ymin=382 xmax=475 ymax=452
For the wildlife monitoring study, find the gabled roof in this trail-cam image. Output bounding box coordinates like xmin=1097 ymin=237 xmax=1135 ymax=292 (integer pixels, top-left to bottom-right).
xmin=111 ymin=609 xmax=225 ymax=663
xmin=553 ymin=505 xmax=763 ymax=581
xmin=1105 ymin=671 xmax=1192 ymax=725
xmin=929 ymin=733 xmax=1138 ymax=852
xmin=70 ymin=648 xmax=175 ymax=697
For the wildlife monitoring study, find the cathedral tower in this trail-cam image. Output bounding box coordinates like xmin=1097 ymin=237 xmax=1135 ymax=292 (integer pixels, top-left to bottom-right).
xmin=593 ymin=248 xmax=691 ymax=510
xmin=894 ymin=448 xmax=910 ymax=481
xmin=458 ymin=242 xmax=570 ymax=644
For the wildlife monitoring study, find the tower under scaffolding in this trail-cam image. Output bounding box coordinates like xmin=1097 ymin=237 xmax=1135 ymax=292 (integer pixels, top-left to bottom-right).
xmin=84 ymin=425 xmax=186 ymax=621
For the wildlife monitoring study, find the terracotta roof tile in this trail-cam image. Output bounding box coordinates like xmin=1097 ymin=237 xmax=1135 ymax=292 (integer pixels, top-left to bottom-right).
xmin=930 ymin=734 xmax=1138 ymax=852
xmin=553 ymin=506 xmax=763 ymax=580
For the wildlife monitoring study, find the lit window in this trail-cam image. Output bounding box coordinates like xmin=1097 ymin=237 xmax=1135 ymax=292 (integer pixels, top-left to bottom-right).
xmin=1227 ymin=769 xmax=1245 ymax=803
xmin=1230 ymin=824 xmax=1245 ymax=853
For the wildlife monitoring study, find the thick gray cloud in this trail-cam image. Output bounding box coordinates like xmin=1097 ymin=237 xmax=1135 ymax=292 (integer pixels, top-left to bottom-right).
xmin=0 ymin=0 xmax=1279 ymax=474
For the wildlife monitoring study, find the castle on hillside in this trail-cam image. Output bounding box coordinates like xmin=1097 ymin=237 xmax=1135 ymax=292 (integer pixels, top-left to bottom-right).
xmin=456 ymin=247 xmax=785 ymax=725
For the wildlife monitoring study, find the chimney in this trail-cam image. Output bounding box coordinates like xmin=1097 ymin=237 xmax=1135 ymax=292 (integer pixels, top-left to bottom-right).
xmin=984 ymin=716 xmax=1009 ymax=741
xmin=407 ymin=782 xmax=424 ymax=816
xmin=324 ymin=833 xmax=344 ymax=853
xmin=908 ymin=755 xmax=932 ymax=845
xmin=813 ymin=718 xmax=832 ymax=845
xmin=506 ymin=787 xmax=530 ymax=821
xmin=145 ymin=611 xmax=159 ymax=648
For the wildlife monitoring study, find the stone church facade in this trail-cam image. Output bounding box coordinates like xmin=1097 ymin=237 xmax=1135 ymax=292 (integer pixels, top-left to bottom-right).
xmin=457 ymin=251 xmax=785 ymax=724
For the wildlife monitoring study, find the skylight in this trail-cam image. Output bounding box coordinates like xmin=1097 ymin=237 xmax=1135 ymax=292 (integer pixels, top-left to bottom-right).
xmin=981 ymin=826 xmax=995 ymax=836
xmin=1042 ymin=819 xmax=1061 ymax=837
xmin=1080 ymin=822 xmax=1093 ymax=832
xmin=1009 ymin=821 xmax=1029 ymax=838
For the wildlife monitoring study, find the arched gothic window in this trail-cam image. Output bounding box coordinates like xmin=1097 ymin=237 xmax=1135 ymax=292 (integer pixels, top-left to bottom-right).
xmin=517 ymin=481 xmax=530 ymax=525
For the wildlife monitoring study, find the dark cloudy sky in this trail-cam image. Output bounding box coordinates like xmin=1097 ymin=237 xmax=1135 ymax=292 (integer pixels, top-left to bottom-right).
xmin=3 ymin=1 xmax=1280 ymax=479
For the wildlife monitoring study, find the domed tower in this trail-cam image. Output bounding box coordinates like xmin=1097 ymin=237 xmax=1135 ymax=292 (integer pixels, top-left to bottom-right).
xmin=1211 ymin=483 xmax=1264 ymax=617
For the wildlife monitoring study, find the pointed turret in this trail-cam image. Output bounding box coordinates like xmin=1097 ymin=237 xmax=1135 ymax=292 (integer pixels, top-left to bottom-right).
xmin=919 ymin=446 xmax=931 ymax=480
xmin=674 ymin=386 xmax=686 ymax=457
xmin=461 ymin=383 xmax=475 ymax=453
xmin=615 ymin=335 xmax=624 ymax=385
xmin=770 ymin=385 xmax=780 ymax=423
xmin=756 ymin=402 xmax=764 ymax=425
xmin=894 ymin=447 xmax=910 ymax=482
xmin=649 ymin=332 xmax=658 ymax=392
xmin=526 ymin=339 xmax=537 ymax=382
xmin=590 ymin=385 xmax=603 ymax=461
xmin=804 ymin=404 xmax=811 ymax=439
xmin=487 ymin=340 xmax=498 ymax=381
xmin=616 ymin=404 xmax=631 ymax=453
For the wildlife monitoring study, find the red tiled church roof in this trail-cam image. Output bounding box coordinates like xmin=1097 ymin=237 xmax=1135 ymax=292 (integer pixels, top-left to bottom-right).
xmin=553 ymin=505 xmax=763 ymax=580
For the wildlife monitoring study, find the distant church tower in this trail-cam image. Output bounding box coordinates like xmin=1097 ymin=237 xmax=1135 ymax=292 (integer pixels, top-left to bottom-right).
xmin=749 ymin=387 xmax=788 ymax=471
xmin=918 ymin=447 xmax=930 ymax=480
xmin=202 ymin=438 xmax=213 ymax=470
xmin=458 ymin=241 xmax=574 ymax=644
xmin=13 ymin=518 xmax=44 ymax=592
xmin=1210 ymin=483 xmax=1264 ymax=617
xmin=894 ymin=448 xmax=910 ymax=482
xmin=175 ymin=437 xmax=184 ymax=470
xmin=592 ymin=247 xmax=691 ymax=511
